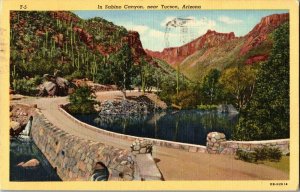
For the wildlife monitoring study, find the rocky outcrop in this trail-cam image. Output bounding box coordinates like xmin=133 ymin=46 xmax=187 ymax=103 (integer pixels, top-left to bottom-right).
xmin=98 ymin=98 xmax=156 ymax=116
xmin=51 ymin=11 xmax=156 ymax=66
xmin=17 ymin=159 xmax=40 ymax=168
xmin=240 ymin=13 xmax=289 ymax=55
xmin=11 ymin=121 xmax=21 ymax=131
xmin=38 ymin=75 xmax=74 ymax=96
xmin=217 ymin=104 xmax=239 ymax=114
xmin=50 ymin=11 xmax=80 ymax=23
xmin=99 ymin=96 xmax=161 ymax=116
xmin=10 ymin=104 xmax=36 ymax=137
xmin=146 ymin=30 xmax=236 ymax=66
xmin=245 ymin=54 xmax=268 ymax=65
xmin=73 ymin=26 xmax=93 ymax=48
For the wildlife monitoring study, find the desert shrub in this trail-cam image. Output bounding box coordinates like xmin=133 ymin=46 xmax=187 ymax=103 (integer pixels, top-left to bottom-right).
xmin=235 ymin=149 xmax=257 ymax=163
xmin=267 ymin=147 xmax=282 ymax=162
xmin=67 ymin=86 xmax=98 ymax=114
xmin=13 ymin=76 xmax=42 ymax=95
xmin=254 ymin=147 xmax=269 ymax=161
xmin=67 ymin=102 xmax=95 ymax=114
xmin=171 ymin=90 xmax=200 ymax=109
xmin=236 ymin=146 xmax=282 ymax=163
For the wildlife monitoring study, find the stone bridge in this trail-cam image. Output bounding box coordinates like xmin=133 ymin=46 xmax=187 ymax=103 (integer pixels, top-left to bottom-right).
xmin=31 ymin=110 xmax=162 ymax=181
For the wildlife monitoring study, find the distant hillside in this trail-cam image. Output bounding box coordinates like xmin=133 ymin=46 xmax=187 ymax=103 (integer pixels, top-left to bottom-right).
xmin=146 ymin=13 xmax=289 ymax=81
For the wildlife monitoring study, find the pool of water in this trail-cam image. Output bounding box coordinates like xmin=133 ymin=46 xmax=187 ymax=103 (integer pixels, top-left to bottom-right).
xmin=10 ymin=138 xmax=61 ymax=181
xmin=73 ymin=110 xmax=238 ymax=146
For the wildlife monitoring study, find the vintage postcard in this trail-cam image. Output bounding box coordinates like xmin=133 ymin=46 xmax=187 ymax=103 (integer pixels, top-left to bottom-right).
xmin=0 ymin=0 xmax=299 ymax=190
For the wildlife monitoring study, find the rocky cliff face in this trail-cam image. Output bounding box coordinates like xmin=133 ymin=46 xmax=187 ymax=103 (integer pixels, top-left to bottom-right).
xmin=146 ymin=13 xmax=289 ymax=69
xmin=240 ymin=13 xmax=289 ymax=55
xmin=146 ymin=30 xmax=236 ymax=66
xmin=50 ymin=11 xmax=153 ymax=65
xmin=123 ymin=31 xmax=155 ymax=65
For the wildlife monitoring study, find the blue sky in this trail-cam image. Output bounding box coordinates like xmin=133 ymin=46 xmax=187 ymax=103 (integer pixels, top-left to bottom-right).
xmin=74 ymin=10 xmax=288 ymax=51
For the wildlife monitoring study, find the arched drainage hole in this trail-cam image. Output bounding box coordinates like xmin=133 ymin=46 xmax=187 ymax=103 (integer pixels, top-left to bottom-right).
xmin=91 ymin=162 xmax=109 ymax=181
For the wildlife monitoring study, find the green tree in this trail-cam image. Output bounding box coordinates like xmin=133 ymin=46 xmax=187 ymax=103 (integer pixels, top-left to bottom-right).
xmin=176 ymin=63 xmax=180 ymax=96
xmin=67 ymin=86 xmax=97 ymax=114
xmin=201 ymin=69 xmax=222 ymax=104
xmin=220 ymin=66 xmax=257 ymax=110
xmin=140 ymin=60 xmax=156 ymax=94
xmin=109 ymin=44 xmax=135 ymax=99
xmin=234 ymin=22 xmax=289 ymax=140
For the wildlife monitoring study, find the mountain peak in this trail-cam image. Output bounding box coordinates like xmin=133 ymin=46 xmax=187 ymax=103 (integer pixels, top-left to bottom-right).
xmin=146 ymin=29 xmax=236 ymax=65
xmin=146 ymin=13 xmax=289 ymax=66
xmin=240 ymin=13 xmax=289 ymax=55
xmin=205 ymin=29 xmax=235 ymax=38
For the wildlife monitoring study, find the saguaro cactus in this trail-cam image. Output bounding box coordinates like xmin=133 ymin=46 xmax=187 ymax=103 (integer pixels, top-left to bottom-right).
xmin=176 ymin=64 xmax=180 ymax=96
xmin=45 ymin=30 xmax=48 ymax=48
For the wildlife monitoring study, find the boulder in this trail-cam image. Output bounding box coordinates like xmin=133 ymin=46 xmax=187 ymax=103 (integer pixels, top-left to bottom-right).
xmin=130 ymin=139 xmax=153 ymax=154
xmin=56 ymin=77 xmax=69 ymax=88
xmin=217 ymin=104 xmax=239 ymax=114
xmin=56 ymin=77 xmax=71 ymax=95
xmin=38 ymin=76 xmax=72 ymax=96
xmin=10 ymin=104 xmax=35 ymax=137
xmin=10 ymin=121 xmax=21 ymax=131
xmin=39 ymin=81 xmax=57 ymax=96
xmin=17 ymin=159 xmax=40 ymax=168
xmin=9 ymin=88 xmax=15 ymax=94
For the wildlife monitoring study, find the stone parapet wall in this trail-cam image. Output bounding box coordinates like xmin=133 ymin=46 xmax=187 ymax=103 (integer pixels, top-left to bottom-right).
xmin=58 ymin=106 xmax=290 ymax=156
xmin=206 ymin=132 xmax=290 ymax=155
xmin=31 ymin=111 xmax=135 ymax=181
xmin=59 ymin=105 xmax=207 ymax=153
xmin=219 ymin=139 xmax=290 ymax=155
xmin=206 ymin=132 xmax=226 ymax=153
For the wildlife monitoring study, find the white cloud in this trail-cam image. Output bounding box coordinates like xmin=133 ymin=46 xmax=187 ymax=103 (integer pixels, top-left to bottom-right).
xmin=218 ymin=16 xmax=243 ymax=24
xmin=187 ymin=17 xmax=217 ymax=36
xmin=118 ymin=16 xmax=218 ymax=51
xmin=160 ymin=16 xmax=176 ymax=27
xmin=131 ymin=25 xmax=149 ymax=34
xmin=148 ymin=29 xmax=165 ymax=38
xmin=156 ymin=17 xmax=218 ymax=50
xmin=119 ymin=22 xmax=167 ymax=51
xmin=120 ymin=22 xmax=149 ymax=35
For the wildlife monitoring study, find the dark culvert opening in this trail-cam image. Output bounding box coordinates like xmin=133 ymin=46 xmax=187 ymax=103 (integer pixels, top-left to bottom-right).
xmin=91 ymin=162 xmax=109 ymax=181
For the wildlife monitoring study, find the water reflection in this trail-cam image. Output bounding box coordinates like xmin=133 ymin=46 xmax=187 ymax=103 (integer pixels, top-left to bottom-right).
xmin=74 ymin=110 xmax=238 ymax=146
xmin=10 ymin=138 xmax=61 ymax=181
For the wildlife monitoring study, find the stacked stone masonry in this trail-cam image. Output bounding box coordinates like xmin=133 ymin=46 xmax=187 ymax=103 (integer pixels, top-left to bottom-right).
xmin=206 ymin=132 xmax=290 ymax=155
xmin=59 ymin=105 xmax=290 ymax=156
xmin=31 ymin=111 xmax=135 ymax=181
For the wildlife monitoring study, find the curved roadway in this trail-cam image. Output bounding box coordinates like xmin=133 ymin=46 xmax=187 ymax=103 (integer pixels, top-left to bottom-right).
xmin=11 ymin=95 xmax=289 ymax=180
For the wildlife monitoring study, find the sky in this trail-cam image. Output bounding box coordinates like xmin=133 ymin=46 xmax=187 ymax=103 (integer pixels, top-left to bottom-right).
xmin=74 ymin=10 xmax=288 ymax=52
